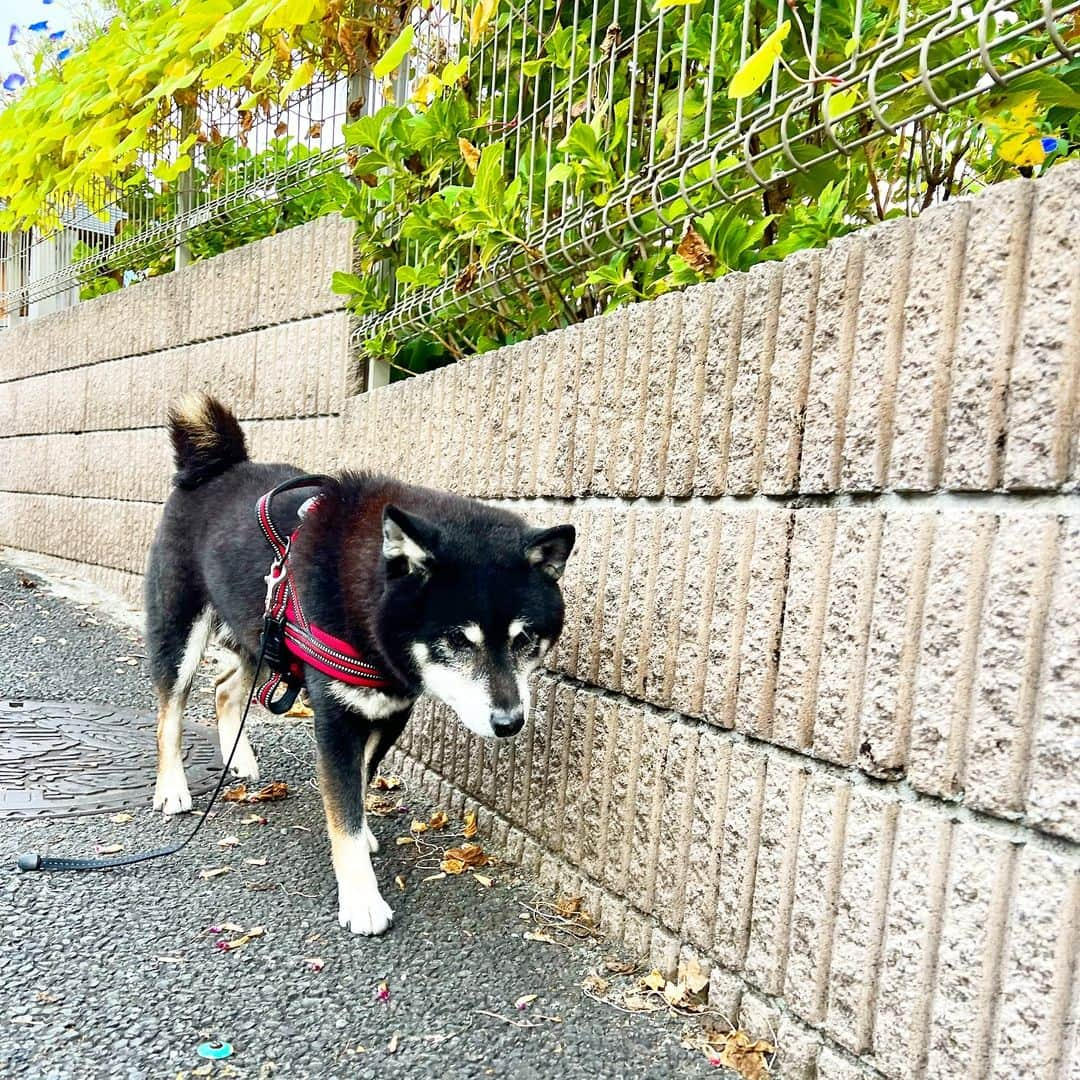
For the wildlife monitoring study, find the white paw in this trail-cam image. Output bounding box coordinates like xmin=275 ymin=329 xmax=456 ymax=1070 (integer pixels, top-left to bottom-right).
xmin=338 ymin=886 xmax=394 ymax=936
xmin=362 ymin=821 xmax=380 ymax=853
xmin=226 ymin=742 xmax=260 ymax=781
xmin=153 ymin=769 xmax=192 ymax=815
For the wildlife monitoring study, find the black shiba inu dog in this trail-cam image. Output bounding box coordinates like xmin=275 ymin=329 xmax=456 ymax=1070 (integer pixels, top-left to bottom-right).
xmin=145 ymin=394 xmax=574 ymax=935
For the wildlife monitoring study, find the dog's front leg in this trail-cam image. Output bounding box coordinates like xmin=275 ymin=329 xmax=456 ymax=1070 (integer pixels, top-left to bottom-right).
xmin=311 ymin=703 xmax=394 ymax=936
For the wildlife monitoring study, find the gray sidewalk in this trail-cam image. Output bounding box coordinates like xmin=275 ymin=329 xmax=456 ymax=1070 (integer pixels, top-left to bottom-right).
xmin=0 ymin=561 xmax=731 ymax=1080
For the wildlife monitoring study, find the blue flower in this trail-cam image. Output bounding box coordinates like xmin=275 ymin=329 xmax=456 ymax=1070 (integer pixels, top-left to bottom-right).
xmin=57 ymin=47 xmax=70 ymax=60
xmin=7 ymin=25 xmax=17 ymax=46
xmin=3 ymin=73 xmax=27 ymax=91
xmin=49 ymin=29 xmax=64 ymax=40
xmin=29 ymin=20 xmax=48 ymax=31
xmin=43 ymin=0 xmax=56 ymax=4
xmin=1041 ymin=136 xmax=1059 ymax=153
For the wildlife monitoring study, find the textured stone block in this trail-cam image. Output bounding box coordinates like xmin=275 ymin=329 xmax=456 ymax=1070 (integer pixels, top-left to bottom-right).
xmin=695 ymin=276 xmax=744 ymax=495
xmin=824 ymin=788 xmax=896 ymax=1054
xmin=600 ymin=699 xmax=639 ymax=898
xmin=744 ymin=756 xmax=807 ymax=995
xmin=616 ymin=505 xmax=661 ymax=697
xmin=682 ymin=728 xmax=731 ymax=952
xmin=991 ymin=846 xmax=1078 ymax=1079
xmin=908 ymin=512 xmax=995 ymax=798
xmin=800 ymin=234 xmax=863 ymax=493
xmin=625 ymin=708 xmax=670 ymax=913
xmin=966 ymin=513 xmax=1061 ymax=817
xmin=726 ymin=262 xmax=782 ymax=493
xmin=734 ymin=509 xmax=792 ymax=740
xmin=810 ymin=511 xmax=882 ymax=765
xmin=856 ymin=511 xmax=934 ymax=776
xmin=775 ymin=1015 xmax=822 ymax=1080
xmin=594 ymin=507 xmax=632 ymax=690
xmin=652 ymin=721 xmax=698 ymax=931
xmin=570 ymin=314 xmax=606 ymax=495
xmin=772 ymin=510 xmax=835 ymax=750
xmin=841 ymin=218 xmax=913 ymax=491
xmin=890 ymin=199 xmax=969 ymax=489
xmin=702 ymin=512 xmax=756 ymax=728
xmin=578 ymin=696 xmax=615 ymax=883
xmin=943 ymin=177 xmax=1034 ymax=489
xmin=1005 ymin=161 xmax=1079 ymax=488
xmin=713 ymin=742 xmax=767 ymax=970
xmin=637 ymin=291 xmax=681 ymax=497
xmin=924 ymin=826 xmax=1014 ymax=1080
xmin=762 ymin=249 xmax=820 ymax=494
xmin=665 ymin=283 xmax=713 ymax=496
xmin=784 ymin=775 xmax=848 ymax=1023
xmin=1027 ymin=517 xmax=1080 ymax=840
xmin=612 ymin=300 xmax=652 ymax=496
xmin=638 ymin=508 xmax=690 ymax=708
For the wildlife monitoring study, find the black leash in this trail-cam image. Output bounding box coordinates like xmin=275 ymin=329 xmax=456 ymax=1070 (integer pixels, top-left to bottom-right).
xmin=15 ymin=473 xmax=337 ymax=874
xmin=16 ymin=632 xmax=269 ymax=873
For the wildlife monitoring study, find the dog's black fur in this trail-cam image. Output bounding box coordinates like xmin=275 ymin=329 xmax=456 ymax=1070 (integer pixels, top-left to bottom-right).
xmin=145 ymin=394 xmax=574 ymax=934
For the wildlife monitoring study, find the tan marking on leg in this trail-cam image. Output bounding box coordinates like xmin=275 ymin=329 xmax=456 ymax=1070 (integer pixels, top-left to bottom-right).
xmin=214 ymin=653 xmax=259 ymax=780
xmin=154 ymin=685 xmax=192 ymax=815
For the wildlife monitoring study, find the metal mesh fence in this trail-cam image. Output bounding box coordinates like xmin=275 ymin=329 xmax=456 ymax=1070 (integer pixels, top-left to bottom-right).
xmin=0 ymin=0 xmax=1076 ymax=347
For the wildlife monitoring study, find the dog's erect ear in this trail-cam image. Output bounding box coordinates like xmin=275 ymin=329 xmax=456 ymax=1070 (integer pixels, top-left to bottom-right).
xmin=382 ymin=505 xmax=437 ymax=576
xmin=524 ymin=524 xmax=576 ymax=581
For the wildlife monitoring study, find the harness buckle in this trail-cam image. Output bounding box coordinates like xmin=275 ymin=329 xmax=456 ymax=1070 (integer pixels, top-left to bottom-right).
xmin=263 ymin=560 xmax=286 ymax=612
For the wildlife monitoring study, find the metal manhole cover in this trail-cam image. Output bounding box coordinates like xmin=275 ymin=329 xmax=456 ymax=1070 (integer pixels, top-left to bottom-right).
xmin=0 ymin=700 xmax=222 ymax=819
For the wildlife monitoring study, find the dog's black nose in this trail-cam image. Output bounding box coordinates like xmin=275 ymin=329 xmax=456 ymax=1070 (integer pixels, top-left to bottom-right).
xmin=490 ymin=708 xmax=524 ymax=738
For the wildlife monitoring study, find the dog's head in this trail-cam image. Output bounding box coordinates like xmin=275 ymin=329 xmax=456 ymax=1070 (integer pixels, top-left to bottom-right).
xmin=376 ymin=504 xmax=574 ymax=738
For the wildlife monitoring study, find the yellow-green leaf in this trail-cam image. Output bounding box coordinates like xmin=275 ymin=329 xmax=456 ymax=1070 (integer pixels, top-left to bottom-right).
xmin=373 ymin=25 xmax=414 ymax=79
xmin=657 ymin=0 xmax=702 ymax=8
xmin=470 ymin=0 xmax=497 ymax=43
xmin=411 ymin=73 xmax=442 ymax=109
xmin=826 ymin=87 xmax=858 ymax=120
xmin=279 ymin=59 xmax=315 ymax=103
xmin=997 ymin=131 xmax=1046 ymax=167
xmin=727 ymin=21 xmax=790 ymax=99
xmin=441 ymin=57 xmax=469 ymax=85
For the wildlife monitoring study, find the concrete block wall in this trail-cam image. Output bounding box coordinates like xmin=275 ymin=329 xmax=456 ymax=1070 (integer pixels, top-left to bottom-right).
xmin=1 ymin=167 xmax=1077 ymax=1078
xmin=0 ymin=215 xmax=356 ymax=602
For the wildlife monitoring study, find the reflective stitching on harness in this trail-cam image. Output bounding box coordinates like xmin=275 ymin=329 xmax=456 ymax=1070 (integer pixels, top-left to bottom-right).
xmin=256 ymin=485 xmax=390 ymax=704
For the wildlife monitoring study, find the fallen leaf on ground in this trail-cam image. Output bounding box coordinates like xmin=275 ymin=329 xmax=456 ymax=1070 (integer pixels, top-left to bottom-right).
xmin=218 ymin=835 xmax=240 ymax=848
xmin=515 ymin=994 xmax=538 ymax=1010
xmin=284 ymin=698 xmax=313 ymax=717
xmin=706 ymin=1030 xmax=776 ymax=1079
xmin=218 ymin=922 xmax=244 ymax=933
xmin=395 ymin=875 xmax=406 ymax=891
xmin=239 ymin=813 xmax=268 ymax=825
xmin=603 ymin=958 xmax=638 ymax=975
xmin=410 ymin=819 xmax=429 ymax=834
xmin=524 ymin=930 xmax=559 ymax=945
xmin=376 ymin=981 xmax=390 ymax=1002
xmin=387 ymin=1033 xmax=399 ymax=1053
xmin=555 ymin=895 xmax=582 ymax=918
xmin=395 ymin=836 xmax=415 ymax=846
xmin=474 ymin=874 xmax=494 ymax=888
xmin=223 ymin=781 xmax=288 ymax=804
xmin=365 ymin=794 xmax=405 ymax=817
xmin=462 ymin=810 xmax=478 ymax=838
xmin=582 ymin=974 xmax=609 ymax=995
xmin=95 ymin=843 xmax=123 ymax=855
xmin=428 ymin=810 xmax=448 ymax=830
xmin=35 ymin=991 xmax=63 ymax=1004
xmin=422 ymin=871 xmax=447 ymax=883
xmin=371 ymin=775 xmax=402 ymax=791
xmin=304 ymin=957 xmax=325 ymax=972
xmin=243 ymin=857 xmax=268 ymax=867
xmin=442 ymin=843 xmax=488 ymax=868
xmin=641 ymin=970 xmax=666 ymax=992
xmin=217 ymin=926 xmax=266 ymax=952
xmin=440 ymin=858 xmax=466 ymax=875
xmin=200 ymin=867 xmax=232 ymax=881
xmin=111 ymin=812 xmax=134 ymax=824
xmin=154 ymin=955 xmax=186 ymax=963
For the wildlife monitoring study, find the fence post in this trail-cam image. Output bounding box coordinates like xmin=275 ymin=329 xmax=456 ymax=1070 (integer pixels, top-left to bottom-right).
xmin=175 ymin=103 xmax=197 ymax=271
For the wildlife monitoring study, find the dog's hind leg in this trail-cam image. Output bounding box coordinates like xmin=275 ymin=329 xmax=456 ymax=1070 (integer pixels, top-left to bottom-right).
xmin=214 ymin=651 xmax=259 ymax=780
xmin=150 ymin=606 xmax=213 ymax=815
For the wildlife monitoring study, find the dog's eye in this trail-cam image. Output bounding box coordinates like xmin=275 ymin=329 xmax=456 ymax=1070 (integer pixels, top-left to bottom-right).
xmin=511 ymin=629 xmax=537 ymax=653
xmin=445 ymin=628 xmax=473 ymax=650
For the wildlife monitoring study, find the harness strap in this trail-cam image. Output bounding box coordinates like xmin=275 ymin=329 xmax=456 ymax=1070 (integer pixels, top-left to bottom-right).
xmin=256 ymin=475 xmax=391 ymax=704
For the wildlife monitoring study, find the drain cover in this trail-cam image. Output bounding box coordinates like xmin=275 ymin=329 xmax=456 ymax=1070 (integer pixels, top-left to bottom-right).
xmin=0 ymin=700 xmax=222 ymax=819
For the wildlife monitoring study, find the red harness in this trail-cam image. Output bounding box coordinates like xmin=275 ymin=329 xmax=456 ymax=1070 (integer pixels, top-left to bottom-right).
xmin=255 ymin=480 xmax=390 ymax=712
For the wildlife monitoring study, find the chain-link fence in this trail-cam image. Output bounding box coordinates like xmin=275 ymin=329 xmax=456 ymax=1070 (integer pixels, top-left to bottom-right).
xmin=1 ymin=0 xmax=1076 ymax=352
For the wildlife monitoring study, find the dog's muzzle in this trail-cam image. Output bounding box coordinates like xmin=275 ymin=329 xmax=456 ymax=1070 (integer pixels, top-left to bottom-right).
xmin=490 ymin=708 xmax=525 ymax=738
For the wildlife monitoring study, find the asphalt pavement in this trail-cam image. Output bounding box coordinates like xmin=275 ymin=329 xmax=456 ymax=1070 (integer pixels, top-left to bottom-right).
xmin=0 ymin=560 xmax=730 ymax=1080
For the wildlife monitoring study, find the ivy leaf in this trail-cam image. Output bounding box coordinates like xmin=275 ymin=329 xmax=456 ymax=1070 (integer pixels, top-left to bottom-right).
xmin=470 ymin=0 xmax=498 ymax=44
xmin=411 ymin=73 xmax=442 ymax=109
xmin=441 ymin=58 xmax=469 ymax=85
xmin=331 ymin=270 xmax=366 ymax=296
xmin=373 ymin=25 xmax=414 ymax=79
xmin=727 ymin=22 xmax=790 ymax=100
xmin=279 ymin=59 xmax=315 ymax=103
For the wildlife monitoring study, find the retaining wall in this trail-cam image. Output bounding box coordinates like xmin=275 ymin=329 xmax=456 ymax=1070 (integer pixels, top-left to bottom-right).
xmin=1 ymin=165 xmax=1077 ymax=1080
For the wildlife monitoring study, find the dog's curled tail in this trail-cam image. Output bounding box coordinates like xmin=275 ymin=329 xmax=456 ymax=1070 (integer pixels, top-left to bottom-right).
xmin=168 ymin=394 xmax=249 ymax=489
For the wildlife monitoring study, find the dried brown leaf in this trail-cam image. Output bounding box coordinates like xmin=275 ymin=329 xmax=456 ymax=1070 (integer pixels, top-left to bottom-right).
xmin=440 ymin=857 xmax=466 ymax=875
xmin=371 ymin=775 xmax=402 ymax=792
xmin=395 ymin=836 xmax=415 ymax=846
xmin=641 ymin=970 xmax=666 ymax=992
xmin=582 ymin=974 xmax=609 ymax=995
xmin=443 ymin=843 xmax=489 ymax=868
xmin=462 ymin=809 xmax=478 ymax=838
xmin=218 ymin=835 xmax=240 ymax=848
xmin=410 ymin=819 xmax=429 ymax=834
xmin=394 ymin=874 xmax=406 ymax=892
xmin=111 ymin=812 xmax=134 ymax=824
xmin=428 ymin=810 xmax=449 ymax=830
xmin=677 ymin=225 xmax=715 ymax=274
xmin=474 ymin=874 xmax=494 ymax=888
xmin=708 ymin=1030 xmax=776 ymax=1080
xmin=458 ymin=137 xmax=480 ymax=174
xmin=199 ymin=866 xmax=232 ymax=881
xmin=603 ymin=957 xmax=638 ymax=976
